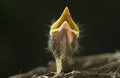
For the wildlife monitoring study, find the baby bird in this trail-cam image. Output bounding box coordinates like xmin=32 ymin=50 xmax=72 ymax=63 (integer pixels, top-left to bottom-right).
xmin=48 ymin=7 xmax=79 ymax=73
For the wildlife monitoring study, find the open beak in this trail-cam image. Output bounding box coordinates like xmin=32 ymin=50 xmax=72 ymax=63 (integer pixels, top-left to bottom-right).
xmin=50 ymin=7 xmax=79 ymax=44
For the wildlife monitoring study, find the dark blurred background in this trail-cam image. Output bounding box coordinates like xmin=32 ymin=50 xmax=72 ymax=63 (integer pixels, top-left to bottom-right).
xmin=0 ymin=0 xmax=120 ymax=78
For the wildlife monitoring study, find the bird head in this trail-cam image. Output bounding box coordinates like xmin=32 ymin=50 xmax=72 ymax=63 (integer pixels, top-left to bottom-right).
xmin=48 ymin=7 xmax=79 ymax=73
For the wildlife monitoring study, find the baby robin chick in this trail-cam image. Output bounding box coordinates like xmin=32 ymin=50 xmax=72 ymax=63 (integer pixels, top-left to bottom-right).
xmin=48 ymin=7 xmax=79 ymax=73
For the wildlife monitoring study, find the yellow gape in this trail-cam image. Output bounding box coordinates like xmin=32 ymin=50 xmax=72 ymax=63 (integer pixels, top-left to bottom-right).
xmin=50 ymin=7 xmax=79 ymax=38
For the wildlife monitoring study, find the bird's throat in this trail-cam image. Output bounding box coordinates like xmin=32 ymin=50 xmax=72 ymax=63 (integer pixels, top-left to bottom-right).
xmin=54 ymin=24 xmax=73 ymax=73
xmin=55 ymin=21 xmax=73 ymax=45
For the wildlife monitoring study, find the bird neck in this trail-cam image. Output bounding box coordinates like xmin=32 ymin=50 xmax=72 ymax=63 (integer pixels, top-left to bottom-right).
xmin=55 ymin=53 xmax=72 ymax=73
